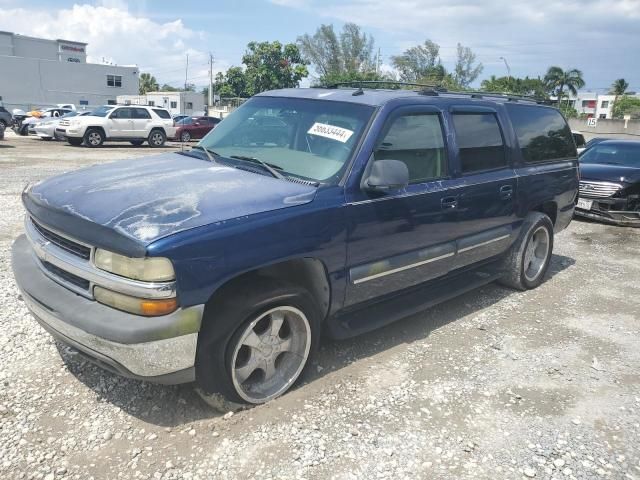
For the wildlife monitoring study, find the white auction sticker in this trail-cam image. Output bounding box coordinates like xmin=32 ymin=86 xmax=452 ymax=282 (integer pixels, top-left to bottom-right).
xmin=307 ymin=122 xmax=354 ymax=143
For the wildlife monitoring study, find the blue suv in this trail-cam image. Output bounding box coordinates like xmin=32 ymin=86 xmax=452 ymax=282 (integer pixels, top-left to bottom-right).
xmin=12 ymin=85 xmax=579 ymax=404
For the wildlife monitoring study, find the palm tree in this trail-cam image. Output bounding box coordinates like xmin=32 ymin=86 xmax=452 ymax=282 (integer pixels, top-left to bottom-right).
xmin=139 ymin=73 xmax=159 ymax=95
xmin=609 ymin=78 xmax=629 ymax=114
xmin=544 ymin=67 xmax=585 ymax=108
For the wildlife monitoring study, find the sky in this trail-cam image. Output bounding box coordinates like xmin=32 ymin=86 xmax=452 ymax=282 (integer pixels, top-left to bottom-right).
xmin=0 ymin=0 xmax=639 ymax=92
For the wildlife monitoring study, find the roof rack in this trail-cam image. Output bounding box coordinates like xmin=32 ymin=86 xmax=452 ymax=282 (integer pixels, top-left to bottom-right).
xmin=443 ymin=90 xmax=547 ymax=104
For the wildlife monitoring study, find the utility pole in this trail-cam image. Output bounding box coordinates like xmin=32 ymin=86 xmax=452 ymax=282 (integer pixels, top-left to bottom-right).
xmin=208 ymin=52 xmax=214 ymax=110
xmin=499 ymin=56 xmax=511 ymax=80
xmin=183 ymin=53 xmax=189 ymax=115
xmin=376 ymin=48 xmax=381 ymax=75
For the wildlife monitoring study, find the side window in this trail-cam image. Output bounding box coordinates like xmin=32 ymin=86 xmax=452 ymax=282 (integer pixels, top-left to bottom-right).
xmin=506 ymin=105 xmax=576 ymax=162
xmin=133 ymin=108 xmax=151 ymax=119
xmin=374 ymin=113 xmax=447 ymax=184
xmin=452 ymin=113 xmax=506 ymax=174
xmin=170 ymin=101 xmax=177 ymax=109
xmin=111 ymin=108 xmax=131 ymax=119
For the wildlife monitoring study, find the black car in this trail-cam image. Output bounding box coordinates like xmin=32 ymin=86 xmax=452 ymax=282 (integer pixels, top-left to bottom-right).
xmin=576 ymin=140 xmax=640 ymax=226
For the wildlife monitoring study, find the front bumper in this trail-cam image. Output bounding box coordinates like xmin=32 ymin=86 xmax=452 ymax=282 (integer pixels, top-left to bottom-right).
xmin=575 ymin=196 xmax=640 ymax=227
xmin=34 ymin=125 xmax=55 ymax=138
xmin=11 ymin=234 xmax=204 ymax=383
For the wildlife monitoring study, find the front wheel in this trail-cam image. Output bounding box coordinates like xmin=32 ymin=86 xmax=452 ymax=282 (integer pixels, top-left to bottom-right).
xmin=148 ymin=129 xmax=166 ymax=147
xmin=83 ymin=128 xmax=104 ymax=147
xmin=498 ymin=212 xmax=554 ymax=290
xmin=196 ymin=279 xmax=320 ymax=405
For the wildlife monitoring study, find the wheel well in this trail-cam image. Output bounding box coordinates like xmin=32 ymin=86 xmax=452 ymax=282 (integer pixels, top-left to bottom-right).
xmin=204 ymin=258 xmax=331 ymax=322
xmin=533 ymin=201 xmax=557 ymax=225
xmin=149 ymin=127 xmax=166 ymax=136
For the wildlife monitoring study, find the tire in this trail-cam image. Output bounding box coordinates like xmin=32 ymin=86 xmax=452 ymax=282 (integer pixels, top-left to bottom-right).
xmin=148 ymin=129 xmax=166 ymax=147
xmin=196 ymin=278 xmax=321 ymax=405
xmin=180 ymin=131 xmax=191 ymax=143
xmin=83 ymin=128 xmax=104 ymax=147
xmin=498 ymin=212 xmax=554 ymax=291
xmin=67 ymin=137 xmax=83 ymax=146
xmin=130 ymin=140 xmax=144 ymax=146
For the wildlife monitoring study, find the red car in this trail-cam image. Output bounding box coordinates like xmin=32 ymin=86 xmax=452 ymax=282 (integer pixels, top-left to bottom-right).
xmin=175 ymin=116 xmax=221 ymax=142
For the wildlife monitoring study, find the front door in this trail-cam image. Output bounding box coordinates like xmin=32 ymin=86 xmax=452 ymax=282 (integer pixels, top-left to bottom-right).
xmin=109 ymin=107 xmax=134 ymax=137
xmin=447 ymin=107 xmax=518 ymax=269
xmin=344 ymin=107 xmax=458 ymax=307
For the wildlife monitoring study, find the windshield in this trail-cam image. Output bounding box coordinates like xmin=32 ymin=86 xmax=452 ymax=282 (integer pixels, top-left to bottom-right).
xmin=580 ymin=143 xmax=640 ymax=168
xmin=89 ymin=106 xmax=114 ymax=117
xmin=198 ymin=96 xmax=374 ymax=183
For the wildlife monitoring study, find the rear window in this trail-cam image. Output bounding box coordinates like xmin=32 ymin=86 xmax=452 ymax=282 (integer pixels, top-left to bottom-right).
xmin=452 ymin=113 xmax=507 ymax=174
xmin=153 ymin=109 xmax=171 ymax=119
xmin=506 ymin=105 xmax=576 ymax=162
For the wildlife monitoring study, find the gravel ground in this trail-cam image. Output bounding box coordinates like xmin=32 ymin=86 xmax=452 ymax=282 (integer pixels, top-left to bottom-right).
xmin=1 ymin=132 xmax=639 ymax=480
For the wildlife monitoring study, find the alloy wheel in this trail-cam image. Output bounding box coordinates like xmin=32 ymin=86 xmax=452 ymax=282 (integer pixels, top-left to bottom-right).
xmin=230 ymin=306 xmax=311 ymax=404
xmin=523 ymin=226 xmax=550 ymax=282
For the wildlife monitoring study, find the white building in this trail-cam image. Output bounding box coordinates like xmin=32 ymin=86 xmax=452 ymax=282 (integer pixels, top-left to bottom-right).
xmin=554 ymin=92 xmax=640 ymax=119
xmin=0 ymin=31 xmax=138 ymax=111
xmin=116 ymin=92 xmax=205 ymax=117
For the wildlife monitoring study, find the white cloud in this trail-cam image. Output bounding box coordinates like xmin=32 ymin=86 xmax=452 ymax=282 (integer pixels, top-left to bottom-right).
xmin=0 ymin=3 xmax=223 ymax=87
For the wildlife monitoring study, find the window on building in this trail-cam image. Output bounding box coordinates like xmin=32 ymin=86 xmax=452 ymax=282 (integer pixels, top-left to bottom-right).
xmin=79 ymin=100 xmax=89 ymax=106
xmin=107 ymin=99 xmax=116 ymax=105
xmin=148 ymin=100 xmax=155 ymax=106
xmin=124 ymin=100 xmax=131 ymax=105
xmin=170 ymin=101 xmax=177 ymax=109
xmin=452 ymin=113 xmax=506 ymax=173
xmin=107 ymin=75 xmax=122 ymax=87
xmin=186 ymin=102 xmax=193 ymax=109
xmin=601 ymin=101 xmax=609 ymax=108
xmin=506 ymin=104 xmax=576 ymax=163
xmin=599 ymin=114 xmax=607 ymax=119
xmin=374 ymin=113 xmax=447 ymax=183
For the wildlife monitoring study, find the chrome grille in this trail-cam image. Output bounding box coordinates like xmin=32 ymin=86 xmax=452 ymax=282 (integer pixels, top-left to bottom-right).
xmin=42 ymin=261 xmax=90 ymax=291
xmin=31 ymin=219 xmax=91 ymax=260
xmin=58 ymin=119 xmax=71 ymax=126
xmin=579 ymin=181 xmax=622 ymax=199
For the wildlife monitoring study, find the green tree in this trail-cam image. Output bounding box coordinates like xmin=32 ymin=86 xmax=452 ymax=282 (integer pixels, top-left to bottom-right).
xmin=297 ymin=23 xmax=378 ymax=84
xmin=612 ymin=95 xmax=640 ymax=119
xmin=609 ymin=78 xmax=629 ymax=113
xmin=544 ymin=66 xmax=585 ymax=107
xmin=139 ymin=72 xmax=159 ymax=94
xmin=242 ymin=41 xmax=308 ymax=96
xmin=452 ymin=43 xmax=483 ymax=88
xmin=480 ymin=75 xmax=549 ymax=98
xmin=160 ymin=83 xmax=180 ymax=92
xmin=391 ymin=40 xmax=442 ymax=83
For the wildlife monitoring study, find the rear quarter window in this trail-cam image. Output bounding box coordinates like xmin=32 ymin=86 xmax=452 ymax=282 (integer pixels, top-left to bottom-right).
xmin=506 ymin=104 xmax=576 ymax=162
xmin=152 ymin=109 xmax=172 ymax=119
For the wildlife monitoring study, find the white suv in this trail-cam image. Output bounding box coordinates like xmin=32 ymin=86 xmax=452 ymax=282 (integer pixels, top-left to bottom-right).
xmin=57 ymin=105 xmax=176 ymax=147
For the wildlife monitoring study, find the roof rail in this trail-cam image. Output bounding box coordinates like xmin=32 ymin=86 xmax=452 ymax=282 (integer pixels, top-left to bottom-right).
xmin=448 ymin=90 xmax=547 ymax=104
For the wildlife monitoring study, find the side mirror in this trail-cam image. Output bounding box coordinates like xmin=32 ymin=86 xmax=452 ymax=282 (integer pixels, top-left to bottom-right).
xmin=363 ymin=159 xmax=409 ymax=193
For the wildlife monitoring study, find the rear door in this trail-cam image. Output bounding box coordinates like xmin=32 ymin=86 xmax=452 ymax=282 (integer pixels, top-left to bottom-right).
xmin=132 ymin=108 xmax=152 ymax=137
xmin=344 ymin=106 xmax=458 ymax=307
xmin=447 ymin=107 xmax=518 ymax=269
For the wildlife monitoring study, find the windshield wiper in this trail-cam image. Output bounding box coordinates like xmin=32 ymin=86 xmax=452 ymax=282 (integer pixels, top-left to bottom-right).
xmin=229 ymin=155 xmax=285 ymax=180
xmin=190 ymin=145 xmax=220 ymax=163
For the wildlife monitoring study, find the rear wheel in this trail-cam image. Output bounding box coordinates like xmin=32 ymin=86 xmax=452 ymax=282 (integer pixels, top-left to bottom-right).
xmin=83 ymin=128 xmax=104 ymax=147
xmin=498 ymin=212 xmax=554 ymax=290
xmin=180 ymin=131 xmax=191 ymax=142
xmin=196 ymin=279 xmax=320 ymax=405
xmin=148 ymin=129 xmax=166 ymax=147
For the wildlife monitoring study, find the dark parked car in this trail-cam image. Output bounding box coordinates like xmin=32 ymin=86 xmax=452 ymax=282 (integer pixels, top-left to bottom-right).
xmin=175 ymin=116 xmax=221 ymax=142
xmin=0 ymin=106 xmax=12 ymax=129
xmin=581 ymin=137 xmax=608 ymax=153
xmin=576 ymin=140 xmax=640 ymax=226
xmin=11 ymin=86 xmax=578 ymax=405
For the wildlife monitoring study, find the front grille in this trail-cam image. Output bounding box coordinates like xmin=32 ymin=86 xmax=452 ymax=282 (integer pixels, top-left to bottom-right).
xmin=59 ymin=120 xmax=71 ymax=126
xmin=31 ymin=219 xmax=91 ymax=260
xmin=42 ymin=261 xmax=90 ymax=290
xmin=579 ymin=181 xmax=622 ymax=199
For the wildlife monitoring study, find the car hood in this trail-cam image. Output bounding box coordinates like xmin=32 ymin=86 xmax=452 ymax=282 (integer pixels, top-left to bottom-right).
xmin=580 ymin=163 xmax=640 ymax=185
xmin=23 ymin=153 xmax=317 ymax=255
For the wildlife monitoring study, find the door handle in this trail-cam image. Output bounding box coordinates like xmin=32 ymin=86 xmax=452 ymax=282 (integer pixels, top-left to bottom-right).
xmin=441 ymin=196 xmax=458 ymax=210
xmin=499 ymin=185 xmax=513 ymax=200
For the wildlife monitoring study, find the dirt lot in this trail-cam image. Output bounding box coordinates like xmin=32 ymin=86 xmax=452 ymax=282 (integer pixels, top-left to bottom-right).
xmin=1 ymin=132 xmax=639 ymax=480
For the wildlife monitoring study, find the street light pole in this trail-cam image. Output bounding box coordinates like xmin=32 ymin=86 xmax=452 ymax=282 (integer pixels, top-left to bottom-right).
xmin=499 ymin=56 xmax=511 ymax=79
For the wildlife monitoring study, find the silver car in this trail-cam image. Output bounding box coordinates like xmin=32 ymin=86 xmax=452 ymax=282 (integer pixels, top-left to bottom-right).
xmin=34 ymin=111 xmax=91 ymax=140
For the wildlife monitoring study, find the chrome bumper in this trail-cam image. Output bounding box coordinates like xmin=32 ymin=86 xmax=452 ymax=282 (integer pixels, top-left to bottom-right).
xmin=12 ymin=226 xmax=204 ymax=382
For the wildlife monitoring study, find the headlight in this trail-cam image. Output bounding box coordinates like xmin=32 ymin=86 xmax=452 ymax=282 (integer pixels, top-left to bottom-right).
xmin=94 ymin=249 xmax=175 ymax=281
xmin=94 ymin=286 xmax=178 ymax=316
